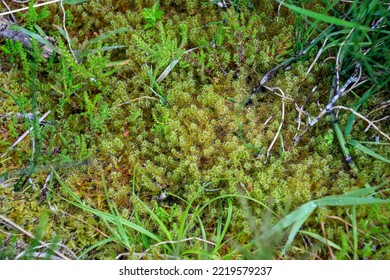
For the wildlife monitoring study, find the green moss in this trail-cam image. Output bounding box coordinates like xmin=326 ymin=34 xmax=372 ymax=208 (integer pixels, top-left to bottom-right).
xmin=0 ymin=0 xmax=388 ymax=260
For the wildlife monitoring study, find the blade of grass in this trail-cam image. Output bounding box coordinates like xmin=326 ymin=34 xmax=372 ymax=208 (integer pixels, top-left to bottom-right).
xmin=86 ymin=27 xmax=133 ymax=45
xmin=266 ymin=184 xmax=388 ymax=254
xmin=342 ymin=185 xmax=383 ymax=197
xmin=351 ymin=206 xmax=358 ymax=260
xmin=299 ymin=230 xmax=341 ymax=250
xmin=132 ymin=195 xmax=173 ymax=242
xmin=212 ymin=198 xmax=233 ymax=255
xmin=277 ymin=0 xmax=372 ymax=32
xmin=78 ymin=237 xmax=116 ymax=260
xmin=53 ymin=169 xmax=162 ymax=242
xmin=282 ymin=214 xmax=311 ymax=255
xmin=8 ymin=25 xmax=63 ymax=55
xmin=316 ymin=196 xmax=388 ymax=206
xmin=348 ymin=139 xmax=390 ymax=164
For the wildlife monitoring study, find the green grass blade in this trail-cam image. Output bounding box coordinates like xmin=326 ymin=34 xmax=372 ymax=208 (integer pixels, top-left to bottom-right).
xmin=317 ymin=196 xmax=389 ymax=206
xmin=269 ymin=202 xmax=317 ymax=236
xmin=277 ymin=1 xmax=372 ymax=32
xmin=348 ymin=139 xmax=390 ymax=164
xmin=53 ymin=170 xmax=162 ymax=242
xmin=63 ymin=0 xmax=90 ymax=4
xmin=33 ymin=24 xmax=47 ymax=38
xmin=87 ymin=28 xmax=133 ymax=45
xmin=268 ymin=183 xmax=388 ymax=254
xmin=282 ymin=215 xmax=310 ymax=255
xmin=134 ymin=211 xmax=151 ymax=249
xmin=299 ymin=230 xmax=341 ymax=250
xmin=342 ymin=185 xmax=382 ymax=198
xmin=112 ymin=204 xmax=131 ymax=250
xmin=53 ymin=169 xmax=82 ymax=203
xmin=133 ymin=195 xmax=172 ymax=241
xmin=177 ymin=194 xmax=198 ymax=240
xmin=196 ymin=215 xmax=208 ymax=257
xmin=351 ymin=206 xmax=358 ymax=260
xmin=213 ymin=198 xmax=233 ymax=254
xmin=8 ymin=25 xmax=63 ymax=55
xmin=78 ymin=237 xmax=116 ymax=259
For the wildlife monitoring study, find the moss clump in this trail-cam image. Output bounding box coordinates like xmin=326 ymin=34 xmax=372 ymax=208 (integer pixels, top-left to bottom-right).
xmin=1 ymin=0 xmax=388 ymax=259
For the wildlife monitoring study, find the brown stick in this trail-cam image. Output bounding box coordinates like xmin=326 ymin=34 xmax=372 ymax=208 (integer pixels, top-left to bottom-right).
xmin=0 ymin=18 xmax=53 ymax=58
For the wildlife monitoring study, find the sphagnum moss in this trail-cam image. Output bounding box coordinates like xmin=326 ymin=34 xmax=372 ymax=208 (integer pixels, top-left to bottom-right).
xmin=0 ymin=0 xmax=388 ymax=259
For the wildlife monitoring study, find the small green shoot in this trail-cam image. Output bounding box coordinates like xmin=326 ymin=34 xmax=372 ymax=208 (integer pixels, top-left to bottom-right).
xmin=143 ymin=3 xmax=164 ymax=29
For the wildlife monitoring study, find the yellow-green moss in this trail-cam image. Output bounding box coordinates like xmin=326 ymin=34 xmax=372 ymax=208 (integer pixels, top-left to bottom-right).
xmin=1 ymin=0 xmax=388 ymax=260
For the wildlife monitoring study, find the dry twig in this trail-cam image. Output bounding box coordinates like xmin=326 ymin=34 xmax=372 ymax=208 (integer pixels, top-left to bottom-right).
xmin=0 ymin=214 xmax=72 ymax=260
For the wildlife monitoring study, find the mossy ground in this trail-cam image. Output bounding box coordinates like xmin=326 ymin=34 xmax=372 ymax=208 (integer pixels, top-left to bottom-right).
xmin=0 ymin=0 xmax=389 ymax=259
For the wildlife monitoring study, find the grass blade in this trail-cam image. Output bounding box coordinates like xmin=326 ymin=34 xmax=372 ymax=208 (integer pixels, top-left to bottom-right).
xmin=8 ymin=25 xmax=62 ymax=55
xmin=299 ymin=230 xmax=341 ymax=250
xmin=78 ymin=237 xmax=116 ymax=259
xmin=282 ymin=214 xmax=310 ymax=255
xmin=317 ymin=196 xmax=388 ymax=206
xmin=63 ymin=0 xmax=90 ymax=4
xmin=53 ymin=169 xmax=162 ymax=242
xmin=132 ymin=195 xmax=173 ymax=241
xmin=87 ymin=27 xmax=133 ymax=45
xmin=348 ymin=139 xmax=390 ymax=164
xmin=277 ymin=1 xmax=372 ymax=32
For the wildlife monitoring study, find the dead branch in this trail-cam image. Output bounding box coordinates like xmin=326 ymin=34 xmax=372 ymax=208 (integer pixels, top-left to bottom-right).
xmin=0 ymin=18 xmax=54 ymax=58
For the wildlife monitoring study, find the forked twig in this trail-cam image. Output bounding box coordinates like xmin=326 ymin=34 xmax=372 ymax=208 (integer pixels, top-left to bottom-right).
xmin=332 ymin=106 xmax=390 ymax=141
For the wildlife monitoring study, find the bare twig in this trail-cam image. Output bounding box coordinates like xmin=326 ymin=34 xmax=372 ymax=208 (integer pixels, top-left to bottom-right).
xmin=306 ymin=37 xmax=328 ymax=77
xmin=59 ymin=0 xmax=77 ymax=62
xmin=366 ymin=100 xmax=390 ymax=117
xmin=364 ymin=116 xmax=389 ymax=132
xmin=263 ymin=116 xmax=273 ymax=126
xmin=262 ymin=86 xmax=285 ymax=163
xmin=335 ymin=29 xmax=355 ymax=94
xmin=1 ymin=110 xmax=51 ymax=158
xmin=294 ymin=86 xmax=316 ymax=140
xmin=320 ymin=222 xmax=335 ymax=260
xmin=0 ymin=214 xmax=71 ymax=260
xmin=1 ymin=0 xmax=17 ymax=23
xmin=332 ymin=106 xmax=390 ymax=141
xmin=293 ymin=63 xmax=361 ymax=145
xmin=0 ymin=0 xmax=60 ymax=17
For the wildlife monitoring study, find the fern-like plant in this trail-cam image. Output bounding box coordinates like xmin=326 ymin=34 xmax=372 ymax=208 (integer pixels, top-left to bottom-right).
xmin=143 ymin=3 xmax=164 ymax=29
